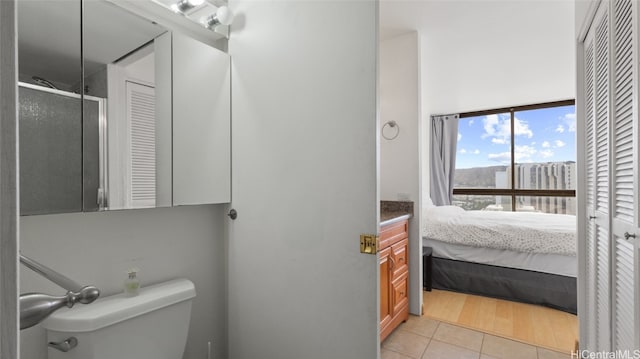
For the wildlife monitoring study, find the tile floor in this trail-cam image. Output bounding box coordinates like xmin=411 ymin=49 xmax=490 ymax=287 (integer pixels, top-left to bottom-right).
xmin=381 ymin=316 xmax=572 ymax=359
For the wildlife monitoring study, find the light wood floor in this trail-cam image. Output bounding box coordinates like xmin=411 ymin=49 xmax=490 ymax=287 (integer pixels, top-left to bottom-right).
xmin=423 ymin=289 xmax=578 ymax=354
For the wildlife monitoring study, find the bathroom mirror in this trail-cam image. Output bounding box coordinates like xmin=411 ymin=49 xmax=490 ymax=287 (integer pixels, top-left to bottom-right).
xmin=17 ymin=0 xmax=170 ymax=214
xmin=17 ymin=0 xmax=83 ymax=215
xmin=18 ymin=0 xmax=230 ymax=215
xmin=83 ymin=0 xmax=171 ymax=210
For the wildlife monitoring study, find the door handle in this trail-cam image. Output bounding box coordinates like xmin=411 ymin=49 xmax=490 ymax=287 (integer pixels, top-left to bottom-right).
xmin=624 ymin=232 xmax=636 ymax=240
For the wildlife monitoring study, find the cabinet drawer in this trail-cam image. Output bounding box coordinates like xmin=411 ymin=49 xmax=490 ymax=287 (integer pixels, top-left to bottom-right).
xmin=391 ymin=238 xmax=408 ymax=278
xmin=380 ymin=219 xmax=408 ymax=250
xmin=391 ymin=271 xmax=409 ymax=315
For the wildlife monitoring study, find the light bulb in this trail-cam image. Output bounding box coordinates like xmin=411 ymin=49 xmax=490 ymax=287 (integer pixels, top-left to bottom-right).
xmin=204 ymin=6 xmax=234 ymax=28
xmin=215 ymin=6 xmax=234 ymax=26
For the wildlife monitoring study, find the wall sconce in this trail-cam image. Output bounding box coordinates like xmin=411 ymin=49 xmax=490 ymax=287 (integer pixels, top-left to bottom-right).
xmin=171 ymin=0 xmax=205 ymax=13
xmin=203 ymin=6 xmax=234 ymax=28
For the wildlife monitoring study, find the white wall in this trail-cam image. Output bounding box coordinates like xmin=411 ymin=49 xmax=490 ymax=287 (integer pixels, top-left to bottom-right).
xmin=575 ymin=0 xmax=598 ymax=40
xmin=380 ymin=32 xmax=420 ymax=202
xmin=19 ymin=205 xmax=227 ymax=359
xmin=380 ymin=0 xmax=576 ymax=201
xmin=379 ymin=31 xmax=422 ymax=315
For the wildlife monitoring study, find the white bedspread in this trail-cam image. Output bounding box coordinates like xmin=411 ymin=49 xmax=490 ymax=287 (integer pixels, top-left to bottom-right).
xmin=422 ymin=206 xmax=577 ymax=256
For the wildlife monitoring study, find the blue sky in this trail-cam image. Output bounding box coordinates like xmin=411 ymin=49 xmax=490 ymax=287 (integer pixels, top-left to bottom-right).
xmin=456 ymin=105 xmax=576 ymax=169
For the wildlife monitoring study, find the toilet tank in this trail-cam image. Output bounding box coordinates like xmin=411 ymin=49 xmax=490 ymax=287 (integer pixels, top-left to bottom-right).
xmin=42 ymin=278 xmax=196 ymax=359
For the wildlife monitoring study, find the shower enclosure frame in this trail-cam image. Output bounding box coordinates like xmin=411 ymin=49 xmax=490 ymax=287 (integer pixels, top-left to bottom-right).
xmin=18 ymin=81 xmax=108 ymax=212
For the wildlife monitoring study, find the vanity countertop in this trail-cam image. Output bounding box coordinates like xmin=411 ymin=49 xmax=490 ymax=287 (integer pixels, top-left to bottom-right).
xmin=380 ymin=200 xmax=414 ymax=227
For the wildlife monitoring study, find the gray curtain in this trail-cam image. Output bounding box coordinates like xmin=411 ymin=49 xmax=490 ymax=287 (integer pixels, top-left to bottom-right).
xmin=430 ymin=114 xmax=459 ymax=206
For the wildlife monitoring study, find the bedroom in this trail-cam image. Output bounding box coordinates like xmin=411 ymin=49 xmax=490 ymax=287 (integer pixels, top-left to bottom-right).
xmin=379 ymin=0 xmax=578 ymax=357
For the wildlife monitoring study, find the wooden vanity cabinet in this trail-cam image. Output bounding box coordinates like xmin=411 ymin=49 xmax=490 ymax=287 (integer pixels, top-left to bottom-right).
xmin=380 ymin=219 xmax=409 ymax=342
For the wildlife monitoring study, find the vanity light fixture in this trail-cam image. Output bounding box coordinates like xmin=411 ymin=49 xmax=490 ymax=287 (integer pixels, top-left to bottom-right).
xmin=171 ymin=0 xmax=205 ymax=13
xmin=203 ymin=6 xmax=234 ymax=28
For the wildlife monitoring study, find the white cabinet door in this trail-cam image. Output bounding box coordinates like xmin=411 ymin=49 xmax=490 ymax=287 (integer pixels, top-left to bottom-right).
xmin=172 ymin=32 xmax=231 ymax=205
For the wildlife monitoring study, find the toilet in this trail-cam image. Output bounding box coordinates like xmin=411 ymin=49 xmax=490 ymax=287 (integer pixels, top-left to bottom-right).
xmin=42 ymin=278 xmax=196 ymax=359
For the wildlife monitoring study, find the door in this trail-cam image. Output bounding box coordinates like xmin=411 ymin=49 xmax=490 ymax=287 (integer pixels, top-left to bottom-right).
xmin=380 ymin=247 xmax=392 ymax=332
xmin=609 ymin=0 xmax=640 ymax=351
xmin=584 ymin=1 xmax=612 ymax=350
xmin=227 ymin=1 xmax=379 ymax=359
xmin=0 ymin=0 xmax=19 ymax=357
xmin=581 ymin=0 xmax=640 ymax=351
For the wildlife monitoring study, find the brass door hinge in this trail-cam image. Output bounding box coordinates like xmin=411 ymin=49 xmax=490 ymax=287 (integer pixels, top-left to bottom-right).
xmin=360 ymin=234 xmax=379 ymax=254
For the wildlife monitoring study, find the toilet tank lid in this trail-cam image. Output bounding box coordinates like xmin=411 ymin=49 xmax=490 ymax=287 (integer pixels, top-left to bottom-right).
xmin=42 ymin=278 xmax=196 ymax=333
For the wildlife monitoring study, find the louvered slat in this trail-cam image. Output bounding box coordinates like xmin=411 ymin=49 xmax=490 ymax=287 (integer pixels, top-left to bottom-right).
xmin=128 ymin=84 xmax=156 ymax=207
xmin=613 ymin=0 xmax=635 ymax=224
xmin=596 ymin=226 xmax=610 ymax=348
xmin=586 ymin=39 xmax=596 ymax=207
xmin=586 ymin=215 xmax=597 ymax=348
xmin=595 ymin=12 xmax=610 ymax=214
xmin=614 ymin=238 xmax=634 ymax=350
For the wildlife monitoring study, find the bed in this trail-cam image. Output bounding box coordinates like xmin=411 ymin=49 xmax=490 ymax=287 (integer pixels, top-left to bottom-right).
xmin=422 ymin=205 xmax=577 ymax=314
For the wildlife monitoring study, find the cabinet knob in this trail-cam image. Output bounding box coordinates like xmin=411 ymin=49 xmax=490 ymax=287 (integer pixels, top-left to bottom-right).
xmin=227 ymin=209 xmax=238 ymax=220
xmin=624 ymin=232 xmax=636 ymax=240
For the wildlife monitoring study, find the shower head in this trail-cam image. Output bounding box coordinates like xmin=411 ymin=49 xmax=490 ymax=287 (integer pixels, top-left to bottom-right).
xmin=32 ymin=76 xmax=59 ymax=90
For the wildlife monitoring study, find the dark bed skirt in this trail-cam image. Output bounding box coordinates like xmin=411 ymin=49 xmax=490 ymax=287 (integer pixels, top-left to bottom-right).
xmin=431 ymin=257 xmax=577 ymax=314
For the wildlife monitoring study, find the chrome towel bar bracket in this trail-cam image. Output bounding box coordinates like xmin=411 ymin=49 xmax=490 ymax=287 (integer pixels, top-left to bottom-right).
xmin=19 ymin=252 xmax=100 ymax=330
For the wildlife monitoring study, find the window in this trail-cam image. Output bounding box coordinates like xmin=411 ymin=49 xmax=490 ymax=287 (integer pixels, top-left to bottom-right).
xmin=453 ymin=100 xmax=576 ymax=214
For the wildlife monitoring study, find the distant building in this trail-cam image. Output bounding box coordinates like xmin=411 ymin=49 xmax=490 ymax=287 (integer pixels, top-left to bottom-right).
xmin=495 ymin=161 xmax=576 ymax=214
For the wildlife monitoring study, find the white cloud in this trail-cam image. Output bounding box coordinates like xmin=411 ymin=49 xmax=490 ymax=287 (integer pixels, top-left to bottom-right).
xmin=468 ymin=119 xmax=475 ymax=126
xmin=514 ymin=117 xmax=534 ymax=138
xmin=563 ymin=113 xmax=576 ymax=132
xmin=492 ymin=138 xmax=508 ymax=145
xmin=514 ymin=145 xmax=536 ymax=162
xmin=458 ymin=132 xmax=462 ymax=141
xmin=540 ymin=149 xmax=554 ymax=158
xmin=554 ymin=140 xmax=566 ymax=148
xmin=459 ymin=148 xmax=467 ymax=154
xmin=555 ymin=125 xmax=565 ymax=133
xmin=482 ymin=114 xmax=501 ymax=138
xmin=472 ymin=149 xmax=480 ymax=155
xmin=542 ymin=141 xmax=551 ymax=148
xmin=487 ymin=145 xmax=536 ymax=164
xmin=488 ymin=152 xmax=510 ymax=163
xmin=482 ymin=114 xmax=533 ymax=143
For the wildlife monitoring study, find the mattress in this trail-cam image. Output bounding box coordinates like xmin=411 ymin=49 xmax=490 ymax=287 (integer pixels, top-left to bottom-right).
xmin=423 ymin=237 xmax=577 ymax=278
xmin=422 ymin=206 xmax=577 ymax=255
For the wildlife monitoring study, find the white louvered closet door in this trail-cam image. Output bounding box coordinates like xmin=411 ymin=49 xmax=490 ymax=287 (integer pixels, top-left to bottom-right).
xmin=126 ymin=81 xmax=156 ymax=208
xmin=582 ymin=0 xmax=640 ymax=351
xmin=583 ymin=19 xmax=598 ymax=351
xmin=610 ymin=0 xmax=640 ymax=351
xmin=593 ymin=1 xmax=612 ymax=350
